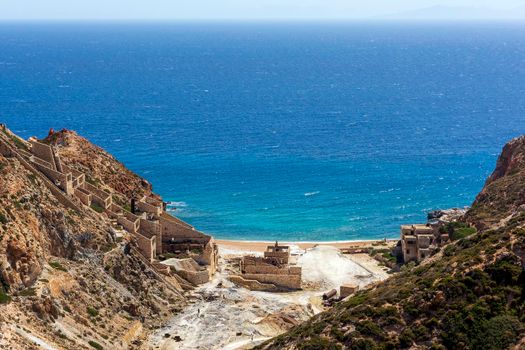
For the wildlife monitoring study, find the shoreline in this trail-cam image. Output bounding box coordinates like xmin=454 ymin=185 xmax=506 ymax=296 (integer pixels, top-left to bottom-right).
xmin=216 ymin=238 xmax=398 ymax=253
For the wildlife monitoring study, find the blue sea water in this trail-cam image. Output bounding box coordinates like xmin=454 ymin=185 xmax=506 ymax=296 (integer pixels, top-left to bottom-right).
xmin=1 ymin=22 xmax=524 ymax=241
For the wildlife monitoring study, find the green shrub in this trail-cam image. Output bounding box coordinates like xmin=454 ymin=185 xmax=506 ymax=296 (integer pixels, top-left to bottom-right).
xmin=9 ymin=135 xmax=28 ymax=150
xmin=0 ymin=286 xmax=10 ymax=304
xmin=356 ymin=320 xmax=385 ymax=340
xmin=18 ymin=288 xmax=36 ymax=297
xmin=90 ymin=203 xmax=105 ymax=213
xmin=88 ymin=340 xmax=103 ymax=350
xmin=485 ymin=256 xmax=522 ymax=286
xmin=349 ymin=338 xmax=377 ymax=350
xmin=49 ymin=261 xmax=67 ymax=272
xmin=445 ymin=222 xmax=477 ymax=241
xmin=297 ymin=336 xmax=341 ymax=350
xmin=87 ymin=306 xmax=99 ymax=317
xmin=0 ymin=213 xmax=7 ymax=225
xmin=27 ymin=173 xmax=37 ymax=184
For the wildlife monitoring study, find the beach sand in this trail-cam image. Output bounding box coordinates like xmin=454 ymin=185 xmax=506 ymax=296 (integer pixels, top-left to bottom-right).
xmin=216 ymin=238 xmax=397 ymax=253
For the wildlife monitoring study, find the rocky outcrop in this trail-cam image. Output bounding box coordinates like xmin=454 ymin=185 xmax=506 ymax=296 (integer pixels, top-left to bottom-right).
xmin=485 ymin=135 xmax=525 ymax=184
xmin=466 ymin=135 xmax=525 ymax=229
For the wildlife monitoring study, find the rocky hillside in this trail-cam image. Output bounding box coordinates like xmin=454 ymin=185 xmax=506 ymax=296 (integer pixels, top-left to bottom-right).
xmin=0 ymin=127 xmax=184 ymax=349
xmin=258 ymin=136 xmax=525 ymax=350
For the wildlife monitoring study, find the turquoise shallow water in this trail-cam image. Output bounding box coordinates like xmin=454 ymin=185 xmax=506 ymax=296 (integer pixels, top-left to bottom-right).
xmin=1 ymin=22 xmax=524 ymax=241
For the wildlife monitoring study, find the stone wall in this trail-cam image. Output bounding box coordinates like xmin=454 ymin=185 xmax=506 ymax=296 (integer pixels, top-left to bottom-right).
xmin=30 ymin=141 xmax=56 ymax=168
xmin=31 ymin=159 xmax=74 ymax=195
xmin=194 ymin=240 xmax=218 ymax=275
xmin=136 ymin=200 xmax=162 ymax=216
xmin=171 ymin=268 xmax=209 ymax=285
xmin=118 ymin=216 xmax=139 ymax=233
xmin=134 ymin=232 xmax=156 ymax=262
xmin=84 ymin=182 xmax=112 ymax=208
xmin=228 ymin=275 xmax=277 ymax=292
xmin=160 ymin=213 xmax=211 ymax=244
xmin=241 ymin=273 xmax=301 ymax=290
xmin=0 ymin=138 xmax=80 ymax=212
xmin=264 ymin=251 xmax=289 ymax=264
xmin=74 ymin=187 xmax=92 ymax=206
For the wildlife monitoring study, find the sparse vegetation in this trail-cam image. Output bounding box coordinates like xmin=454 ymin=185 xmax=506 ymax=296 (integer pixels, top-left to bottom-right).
xmin=9 ymin=134 xmax=28 ymax=150
xmin=441 ymin=221 xmax=477 ymax=241
xmin=87 ymin=306 xmax=99 ymax=317
xmin=18 ymin=288 xmax=36 ymax=297
xmin=88 ymin=340 xmax=103 ymax=350
xmin=49 ymin=261 xmax=68 ymax=272
xmin=90 ymin=203 xmax=105 ymax=213
xmin=0 ymin=212 xmax=8 ymax=225
xmin=0 ymin=286 xmax=10 ymax=304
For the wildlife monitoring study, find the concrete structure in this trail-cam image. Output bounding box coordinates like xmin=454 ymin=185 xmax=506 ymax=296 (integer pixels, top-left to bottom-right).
xmin=0 ymin=128 xmax=218 ymax=287
xmin=161 ymin=258 xmax=210 ymax=286
xmin=400 ymin=224 xmax=436 ymax=263
xmin=340 ymin=284 xmax=359 ymax=299
xmin=232 ymin=243 xmax=302 ymax=291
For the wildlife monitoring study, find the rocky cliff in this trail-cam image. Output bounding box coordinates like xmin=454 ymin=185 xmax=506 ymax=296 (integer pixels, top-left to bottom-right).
xmin=258 ymin=136 xmax=525 ymax=350
xmin=0 ymin=126 xmax=184 ymax=349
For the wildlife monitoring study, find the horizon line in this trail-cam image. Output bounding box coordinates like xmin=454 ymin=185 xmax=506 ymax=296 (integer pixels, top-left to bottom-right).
xmin=1 ymin=18 xmax=525 ymax=24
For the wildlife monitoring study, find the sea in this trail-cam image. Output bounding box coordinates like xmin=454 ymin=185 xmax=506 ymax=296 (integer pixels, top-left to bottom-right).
xmin=1 ymin=22 xmax=524 ymax=241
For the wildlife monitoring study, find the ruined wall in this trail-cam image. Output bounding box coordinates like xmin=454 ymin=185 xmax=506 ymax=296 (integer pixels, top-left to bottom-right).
xmin=117 ymin=216 xmax=139 ymax=233
xmin=171 ymin=268 xmax=209 ymax=285
xmin=139 ymin=218 xmax=162 ymax=254
xmin=241 ymin=273 xmax=301 ymax=290
xmin=74 ymin=187 xmax=92 ymax=206
xmin=228 ymin=275 xmax=277 ymax=292
xmin=84 ymin=182 xmax=112 ymax=208
xmin=30 ymin=141 xmax=56 ymax=169
xmin=194 ymin=240 xmax=217 ymax=274
xmin=264 ymin=251 xmax=289 ymax=263
xmin=136 ymin=200 xmax=162 ymax=216
xmin=160 ymin=213 xmax=211 ymax=243
xmin=134 ymin=233 xmax=156 ymax=262
xmin=0 ymin=139 xmax=80 ymax=212
xmin=32 ymin=160 xmax=73 ymax=195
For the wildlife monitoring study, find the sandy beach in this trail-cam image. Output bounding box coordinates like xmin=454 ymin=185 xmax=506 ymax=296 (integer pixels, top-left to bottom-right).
xmin=216 ymin=238 xmax=397 ymax=253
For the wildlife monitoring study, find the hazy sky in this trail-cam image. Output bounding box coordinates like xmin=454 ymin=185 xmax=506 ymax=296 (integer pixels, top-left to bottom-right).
xmin=1 ymin=0 xmax=524 ymax=20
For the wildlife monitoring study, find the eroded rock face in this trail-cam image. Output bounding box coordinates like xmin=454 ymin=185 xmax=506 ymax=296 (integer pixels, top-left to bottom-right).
xmin=2 ymin=240 xmax=41 ymax=289
xmin=466 ymin=135 xmax=525 ymax=229
xmin=31 ymin=296 xmax=60 ymax=321
xmin=486 ymin=135 xmax=525 ymax=184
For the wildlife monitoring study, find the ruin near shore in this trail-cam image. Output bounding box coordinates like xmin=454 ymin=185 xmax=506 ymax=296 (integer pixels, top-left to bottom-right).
xmin=230 ymin=242 xmax=302 ymax=291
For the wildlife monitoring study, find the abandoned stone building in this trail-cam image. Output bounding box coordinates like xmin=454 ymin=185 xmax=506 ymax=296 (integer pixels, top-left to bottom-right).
xmin=400 ymin=223 xmax=450 ymax=263
xmin=0 ymin=127 xmax=218 ymax=287
xmin=230 ymin=242 xmax=302 ymax=291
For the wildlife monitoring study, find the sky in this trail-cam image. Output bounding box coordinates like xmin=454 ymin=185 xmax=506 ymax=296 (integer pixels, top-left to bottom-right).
xmin=0 ymin=0 xmax=524 ymax=21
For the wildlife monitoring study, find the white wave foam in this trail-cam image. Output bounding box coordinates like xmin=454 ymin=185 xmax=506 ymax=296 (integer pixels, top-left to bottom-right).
xmin=166 ymin=201 xmax=188 ymax=208
xmin=304 ymin=191 xmax=320 ymax=197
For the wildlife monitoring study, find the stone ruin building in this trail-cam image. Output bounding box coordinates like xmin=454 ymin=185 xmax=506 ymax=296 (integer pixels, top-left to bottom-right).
xmin=229 ymin=242 xmax=302 ymax=291
xmin=0 ymin=126 xmax=218 ymax=288
xmin=400 ymin=223 xmax=450 ymax=263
